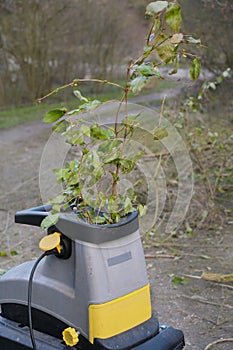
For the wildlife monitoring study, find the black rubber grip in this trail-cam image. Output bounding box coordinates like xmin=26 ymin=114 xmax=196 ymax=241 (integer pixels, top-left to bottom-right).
xmin=15 ymin=205 xmax=52 ymax=227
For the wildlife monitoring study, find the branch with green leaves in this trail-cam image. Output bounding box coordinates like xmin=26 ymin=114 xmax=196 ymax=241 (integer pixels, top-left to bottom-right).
xmin=40 ymin=1 xmax=202 ymax=229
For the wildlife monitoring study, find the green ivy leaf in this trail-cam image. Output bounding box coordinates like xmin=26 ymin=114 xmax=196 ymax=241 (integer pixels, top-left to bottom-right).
xmin=54 ymin=168 xmax=70 ymax=181
xmin=43 ymin=108 xmax=67 ymax=123
xmin=80 ymin=99 xmax=101 ymax=112
xmin=66 ymin=108 xmax=82 ymax=116
xmin=129 ymin=76 xmax=148 ymax=94
xmin=208 ymin=82 xmax=217 ymax=90
xmin=69 ymin=132 xmax=85 ymax=146
xmin=40 ymin=213 xmax=60 ymax=230
xmin=165 ymin=3 xmax=181 ymax=32
xmin=90 ymin=125 xmax=114 ymax=140
xmin=51 ymin=204 xmax=61 ymax=214
xmin=190 ymin=57 xmax=201 ymax=81
xmin=91 ymin=150 xmax=100 ymax=168
xmin=119 ymin=158 xmax=135 ymax=173
xmin=67 ymin=100 xmax=101 ymax=116
xmin=107 ymin=195 xmax=118 ymax=213
xmin=143 ymin=45 xmax=153 ymax=59
xmin=69 ymin=160 xmax=79 ymax=171
xmin=170 ymin=33 xmax=183 ymax=45
xmin=110 ymin=212 xmax=121 ymax=223
xmin=49 ymin=194 xmax=65 ymax=205
xmin=93 ymin=166 xmax=103 ymax=180
xmin=98 ymin=139 xmax=122 ymax=154
xmin=80 ymin=124 xmax=91 ymax=137
xmin=123 ymin=114 xmax=140 ymax=123
xmin=171 ymin=276 xmax=189 ymax=285
xmin=136 ymin=64 xmax=162 ymax=77
xmin=153 ymin=127 xmax=168 ymax=140
xmin=156 ymin=34 xmax=175 ymax=64
xmin=152 ymin=18 xmax=161 ymax=36
xmin=86 ymin=99 xmax=101 ymax=110
xmin=52 ymin=120 xmax=69 ymax=133
xmin=73 ymin=90 xmax=88 ymax=102
xmin=127 ymin=188 xmax=137 ymax=202
xmin=124 ymin=197 xmax=132 ymax=213
xmin=0 ymin=250 xmax=7 ymax=257
xmin=66 ymin=127 xmax=89 ymax=146
xmin=186 ymin=36 xmax=201 ymax=45
xmin=138 ymin=204 xmax=147 ymax=216
xmin=169 ymin=55 xmax=180 ymax=75
xmin=216 ymin=75 xmax=223 ymax=84
xmin=95 ymin=215 xmax=107 ymax=224
xmin=88 ymin=167 xmax=103 ymax=187
xmin=10 ymin=250 xmax=19 ymax=256
xmin=103 ymin=152 xmax=120 ymax=165
xmin=146 ymin=1 xmax=168 ymax=16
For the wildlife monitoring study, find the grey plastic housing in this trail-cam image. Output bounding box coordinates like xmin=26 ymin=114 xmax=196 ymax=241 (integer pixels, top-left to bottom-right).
xmin=15 ymin=205 xmax=139 ymax=243
xmin=0 ymin=209 xmax=150 ymax=341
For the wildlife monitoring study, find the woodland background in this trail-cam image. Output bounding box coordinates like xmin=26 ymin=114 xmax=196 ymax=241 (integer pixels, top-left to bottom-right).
xmin=0 ymin=0 xmax=232 ymax=112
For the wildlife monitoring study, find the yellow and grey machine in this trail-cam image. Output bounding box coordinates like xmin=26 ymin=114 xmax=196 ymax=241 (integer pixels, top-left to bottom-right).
xmin=0 ymin=205 xmax=185 ymax=349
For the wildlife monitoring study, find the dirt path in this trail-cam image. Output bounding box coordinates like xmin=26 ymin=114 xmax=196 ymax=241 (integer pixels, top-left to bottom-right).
xmin=0 ymin=119 xmax=233 ymax=349
xmin=0 ymin=121 xmax=51 ymax=265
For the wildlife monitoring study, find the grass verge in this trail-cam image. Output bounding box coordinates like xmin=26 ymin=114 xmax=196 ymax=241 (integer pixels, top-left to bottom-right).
xmin=0 ymin=80 xmax=178 ymax=129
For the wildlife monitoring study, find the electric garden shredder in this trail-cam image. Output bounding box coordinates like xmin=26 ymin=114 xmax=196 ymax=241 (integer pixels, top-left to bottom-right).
xmin=0 ymin=205 xmax=185 ymax=349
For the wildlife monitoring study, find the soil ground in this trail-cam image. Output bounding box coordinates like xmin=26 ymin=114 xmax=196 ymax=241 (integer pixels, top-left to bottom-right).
xmin=0 ymin=119 xmax=232 ymax=350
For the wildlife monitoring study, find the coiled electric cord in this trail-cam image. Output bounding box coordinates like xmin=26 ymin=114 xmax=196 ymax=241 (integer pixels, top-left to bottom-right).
xmin=28 ymin=250 xmax=54 ymax=350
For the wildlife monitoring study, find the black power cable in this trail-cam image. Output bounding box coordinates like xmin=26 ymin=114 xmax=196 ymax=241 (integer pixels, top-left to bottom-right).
xmin=28 ymin=250 xmax=55 ymax=350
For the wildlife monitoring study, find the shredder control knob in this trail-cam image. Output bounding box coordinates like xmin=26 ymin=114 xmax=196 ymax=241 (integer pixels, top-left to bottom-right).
xmin=39 ymin=231 xmax=72 ymax=259
xmin=62 ymin=327 xmax=79 ymax=346
xmin=39 ymin=232 xmax=61 ymax=253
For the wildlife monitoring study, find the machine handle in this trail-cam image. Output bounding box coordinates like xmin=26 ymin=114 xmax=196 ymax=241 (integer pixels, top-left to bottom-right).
xmin=15 ymin=205 xmax=53 ymax=227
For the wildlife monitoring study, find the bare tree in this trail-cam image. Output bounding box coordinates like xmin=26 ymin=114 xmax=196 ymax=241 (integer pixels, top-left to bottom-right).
xmin=0 ymin=0 xmax=148 ymax=105
xmin=0 ymin=0 xmax=74 ymax=102
xmin=180 ymin=0 xmax=233 ymax=72
xmin=65 ymin=0 xmax=147 ymax=82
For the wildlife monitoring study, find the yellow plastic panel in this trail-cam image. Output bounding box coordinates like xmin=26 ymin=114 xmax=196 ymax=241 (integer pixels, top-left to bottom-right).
xmin=89 ymin=284 xmax=151 ymax=343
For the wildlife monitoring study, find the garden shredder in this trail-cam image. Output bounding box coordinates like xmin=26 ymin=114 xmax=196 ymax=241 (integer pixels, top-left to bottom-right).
xmin=0 ymin=204 xmax=185 ymax=349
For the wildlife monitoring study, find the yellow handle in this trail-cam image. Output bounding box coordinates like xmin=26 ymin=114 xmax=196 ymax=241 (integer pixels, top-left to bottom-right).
xmin=39 ymin=232 xmax=61 ymax=253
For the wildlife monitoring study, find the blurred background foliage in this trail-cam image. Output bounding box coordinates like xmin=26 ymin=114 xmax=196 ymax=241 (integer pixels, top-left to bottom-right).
xmin=0 ymin=0 xmax=232 ymax=110
xmin=0 ymin=0 xmax=148 ymax=105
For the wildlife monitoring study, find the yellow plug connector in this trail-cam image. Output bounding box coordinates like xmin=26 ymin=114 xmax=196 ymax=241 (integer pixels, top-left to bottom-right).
xmin=62 ymin=327 xmax=79 ymax=347
xmin=39 ymin=232 xmax=61 ymax=253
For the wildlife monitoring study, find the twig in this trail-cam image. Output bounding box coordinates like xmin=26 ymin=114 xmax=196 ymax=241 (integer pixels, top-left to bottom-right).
xmin=37 ymin=78 xmax=125 ymax=103
xmin=204 ymin=338 xmax=233 ymax=350
xmin=182 ymin=295 xmax=233 ymax=309
xmin=143 ymin=152 xmax=170 ymax=159
xmin=145 ymin=254 xmax=176 ymax=259
xmin=159 ymin=95 xmax=166 ymax=126
xmin=213 ymin=157 xmax=227 ymax=194
xmin=183 ymin=274 xmax=233 ymax=290
xmin=189 ymin=147 xmax=215 ymax=201
xmin=151 ymin=155 xmax=161 ymax=232
xmin=183 ymin=274 xmax=202 ymax=279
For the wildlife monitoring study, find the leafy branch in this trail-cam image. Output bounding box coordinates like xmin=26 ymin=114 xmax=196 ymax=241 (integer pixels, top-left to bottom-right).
xmin=40 ymin=1 xmax=202 ymax=229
